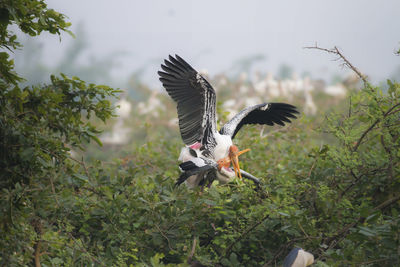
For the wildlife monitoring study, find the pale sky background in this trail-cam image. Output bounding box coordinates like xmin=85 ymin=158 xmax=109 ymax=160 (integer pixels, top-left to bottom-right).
xmin=17 ymin=0 xmax=400 ymax=87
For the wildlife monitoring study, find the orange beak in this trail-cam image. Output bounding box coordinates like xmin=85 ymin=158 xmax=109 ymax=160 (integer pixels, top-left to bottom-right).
xmin=230 ymin=147 xmax=250 ymax=178
xmin=217 ymin=146 xmax=250 ymax=179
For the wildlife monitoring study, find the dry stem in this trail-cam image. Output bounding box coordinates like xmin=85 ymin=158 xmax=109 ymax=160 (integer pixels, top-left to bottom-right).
xmin=188 ymin=237 xmax=197 ymax=263
xmin=304 ymin=44 xmax=368 ymax=85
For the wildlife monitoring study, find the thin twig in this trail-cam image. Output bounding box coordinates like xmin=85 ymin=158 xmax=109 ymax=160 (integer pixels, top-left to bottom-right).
xmin=81 ymin=186 xmax=104 ymax=196
xmin=155 ymin=223 xmax=173 ymax=251
xmin=188 ymin=237 xmax=197 ymax=263
xmin=49 ymin=174 xmax=59 ymax=206
xmin=348 ymin=96 xmax=352 ymax=118
xmin=353 ymin=103 xmax=400 ymax=151
xmin=307 ymin=159 xmax=317 ymax=178
xmin=321 ymin=194 xmax=400 ymax=255
xmin=68 ymin=156 xmax=92 ymax=179
xmin=380 ymin=135 xmax=394 ymax=181
xmin=338 ymin=169 xmax=362 ymax=200
xmin=304 ymin=44 xmax=368 ymax=85
xmin=222 ymin=213 xmax=270 ymax=260
xmin=81 ymin=156 xmax=90 ymax=178
xmin=298 ymin=222 xmax=310 ymax=239
xmin=67 ymin=233 xmax=104 ymax=266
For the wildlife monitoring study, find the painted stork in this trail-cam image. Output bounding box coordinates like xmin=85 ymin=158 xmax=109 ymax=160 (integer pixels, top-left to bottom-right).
xmin=283 ymin=248 xmax=314 ymax=267
xmin=158 ymin=55 xmax=299 ymax=187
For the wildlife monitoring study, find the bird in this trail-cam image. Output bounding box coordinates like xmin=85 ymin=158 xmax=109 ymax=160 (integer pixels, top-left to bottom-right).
xmin=158 ymin=55 xmax=299 ymax=187
xmin=283 ymin=248 xmax=314 ymax=267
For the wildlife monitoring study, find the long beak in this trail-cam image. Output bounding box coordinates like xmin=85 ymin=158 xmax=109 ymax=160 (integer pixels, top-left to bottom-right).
xmin=237 ymin=148 xmax=250 ymax=157
xmin=217 ymin=157 xmax=231 ymax=170
xmin=231 ymin=148 xmax=250 ymax=178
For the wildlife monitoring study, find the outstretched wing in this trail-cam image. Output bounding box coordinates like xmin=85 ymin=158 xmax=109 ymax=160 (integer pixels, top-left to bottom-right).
xmin=220 ymin=103 xmax=299 ymax=139
xmin=158 ymin=55 xmax=217 ymax=147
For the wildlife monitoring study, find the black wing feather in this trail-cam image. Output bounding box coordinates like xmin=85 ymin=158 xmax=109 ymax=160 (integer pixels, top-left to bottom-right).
xmin=176 ymin=164 xmax=216 ymax=186
xmin=158 ymin=55 xmax=217 ymax=147
xmin=220 ymin=103 xmax=299 ymax=139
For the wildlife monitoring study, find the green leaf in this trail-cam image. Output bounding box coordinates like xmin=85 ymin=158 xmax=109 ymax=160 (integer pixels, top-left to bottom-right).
xmin=358 ymin=226 xmax=376 ymax=237
xmin=73 ymin=173 xmax=88 ymax=182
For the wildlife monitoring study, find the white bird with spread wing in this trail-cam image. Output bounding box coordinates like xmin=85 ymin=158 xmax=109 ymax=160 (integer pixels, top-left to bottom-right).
xmin=158 ymin=55 xmax=299 ymax=188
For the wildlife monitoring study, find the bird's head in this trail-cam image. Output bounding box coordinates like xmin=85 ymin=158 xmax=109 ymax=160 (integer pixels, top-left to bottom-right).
xmin=217 ymin=145 xmax=250 ymax=179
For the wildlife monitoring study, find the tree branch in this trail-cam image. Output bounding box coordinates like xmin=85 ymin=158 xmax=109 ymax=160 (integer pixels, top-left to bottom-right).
xmin=67 ymin=233 xmax=104 ymax=266
xmin=155 ymin=223 xmax=173 ymax=251
xmin=380 ymin=135 xmax=394 ymax=181
xmin=322 ymin=194 xmax=400 ymax=253
xmin=34 ymin=240 xmax=41 ymax=267
xmin=49 ymin=172 xmax=59 ymax=206
xmin=188 ymin=237 xmax=197 ymax=264
xmin=304 ymin=44 xmax=368 ymax=85
xmin=338 ymin=170 xmax=362 ymax=200
xmin=222 ymin=213 xmax=270 ymax=260
xmin=31 ymin=219 xmax=43 ymax=267
xmin=353 ymin=103 xmax=400 ymax=151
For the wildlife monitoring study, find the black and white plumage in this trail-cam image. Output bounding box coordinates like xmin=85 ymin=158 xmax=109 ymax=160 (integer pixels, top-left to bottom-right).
xmin=283 ymin=248 xmax=314 ymax=267
xmin=176 ymin=156 xmax=261 ymax=188
xmin=177 ymin=158 xmax=218 ymax=187
xmin=158 ymin=55 xmax=217 ymax=151
xmin=158 ymin=55 xmax=299 ymax=187
xmin=220 ymin=102 xmax=299 ymax=139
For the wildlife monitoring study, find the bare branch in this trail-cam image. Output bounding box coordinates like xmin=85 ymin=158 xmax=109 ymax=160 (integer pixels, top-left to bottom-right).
xmin=304 ymin=44 xmax=368 ymax=85
xmin=34 ymin=241 xmax=41 ymax=267
xmin=155 ymin=223 xmax=173 ymax=251
xmin=187 ymin=237 xmax=197 ymax=264
xmin=31 ymin=219 xmax=43 ymax=267
xmin=49 ymin=174 xmax=59 ymax=206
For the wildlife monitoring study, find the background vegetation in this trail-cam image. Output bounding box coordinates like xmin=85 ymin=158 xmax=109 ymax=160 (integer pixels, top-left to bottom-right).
xmin=0 ymin=1 xmax=399 ymax=266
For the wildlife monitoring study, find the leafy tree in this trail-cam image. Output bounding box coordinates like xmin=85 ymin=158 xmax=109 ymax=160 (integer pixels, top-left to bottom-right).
xmin=1 ymin=1 xmax=399 ymax=266
xmin=0 ymin=1 xmax=119 ymax=265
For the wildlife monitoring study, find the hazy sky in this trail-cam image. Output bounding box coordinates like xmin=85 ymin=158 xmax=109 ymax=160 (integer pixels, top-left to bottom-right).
xmin=29 ymin=0 xmax=400 ymax=86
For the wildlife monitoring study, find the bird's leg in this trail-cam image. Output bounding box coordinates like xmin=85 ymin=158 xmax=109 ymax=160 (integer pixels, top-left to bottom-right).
xmin=229 ymin=146 xmax=250 ymax=179
xmin=217 ymin=146 xmax=250 ymax=178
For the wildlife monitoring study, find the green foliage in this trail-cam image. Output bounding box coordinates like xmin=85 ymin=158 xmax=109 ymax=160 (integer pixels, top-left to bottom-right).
xmin=0 ymin=0 xmax=71 ymax=84
xmin=0 ymin=73 xmax=119 ymax=188
xmin=0 ymin=72 xmax=119 ymax=265
xmin=311 ymin=81 xmax=400 ymax=265
xmin=63 ymin=79 xmax=398 ymax=266
xmin=0 ymin=0 xmax=399 ymax=266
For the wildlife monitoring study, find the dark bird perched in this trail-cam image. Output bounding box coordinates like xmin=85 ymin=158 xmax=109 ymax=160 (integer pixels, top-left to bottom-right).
xmin=158 ymin=55 xmax=299 ymax=187
xmin=283 ymin=248 xmax=314 ymax=267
